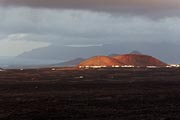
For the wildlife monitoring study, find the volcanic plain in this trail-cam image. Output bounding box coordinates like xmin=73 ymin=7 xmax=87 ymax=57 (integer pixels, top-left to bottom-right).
xmin=0 ymin=67 xmax=180 ymax=120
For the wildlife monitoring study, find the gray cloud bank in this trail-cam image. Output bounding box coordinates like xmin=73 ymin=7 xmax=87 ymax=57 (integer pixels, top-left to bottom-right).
xmin=1 ymin=8 xmax=180 ymax=45
xmin=0 ymin=3 xmax=180 ymax=63
xmin=0 ymin=0 xmax=180 ymax=17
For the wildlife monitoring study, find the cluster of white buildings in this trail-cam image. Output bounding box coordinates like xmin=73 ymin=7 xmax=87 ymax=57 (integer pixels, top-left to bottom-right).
xmin=79 ymin=65 xmax=108 ymax=69
xmin=166 ymin=64 xmax=180 ymax=68
xmin=79 ymin=65 xmax=136 ymax=69
xmin=79 ymin=64 xmax=180 ymax=69
xmin=121 ymin=65 xmax=135 ymax=68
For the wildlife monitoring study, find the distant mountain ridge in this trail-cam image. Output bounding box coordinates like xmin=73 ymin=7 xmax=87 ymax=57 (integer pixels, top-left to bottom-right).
xmin=52 ymin=58 xmax=85 ymax=67
xmin=16 ymin=42 xmax=180 ymax=64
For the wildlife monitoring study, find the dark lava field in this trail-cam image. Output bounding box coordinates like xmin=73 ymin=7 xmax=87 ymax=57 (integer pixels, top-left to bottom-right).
xmin=0 ymin=68 xmax=180 ymax=120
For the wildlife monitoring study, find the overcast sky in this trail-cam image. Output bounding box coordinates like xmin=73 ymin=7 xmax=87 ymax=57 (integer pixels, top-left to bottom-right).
xmin=0 ymin=0 xmax=180 ymax=56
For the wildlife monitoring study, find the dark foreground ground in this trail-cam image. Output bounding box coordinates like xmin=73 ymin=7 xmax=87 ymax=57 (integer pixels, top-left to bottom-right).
xmin=0 ymin=68 xmax=180 ymax=120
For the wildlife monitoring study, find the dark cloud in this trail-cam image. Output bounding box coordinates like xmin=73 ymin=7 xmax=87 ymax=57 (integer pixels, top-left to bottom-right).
xmin=0 ymin=8 xmax=180 ymax=44
xmin=0 ymin=0 xmax=180 ymax=17
xmin=0 ymin=3 xmax=180 ymax=61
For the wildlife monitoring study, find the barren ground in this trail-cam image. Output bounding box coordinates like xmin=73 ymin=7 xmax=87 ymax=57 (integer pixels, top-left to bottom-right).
xmin=0 ymin=68 xmax=180 ymax=120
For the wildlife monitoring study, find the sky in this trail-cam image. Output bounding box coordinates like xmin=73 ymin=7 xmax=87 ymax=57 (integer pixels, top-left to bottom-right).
xmin=0 ymin=0 xmax=180 ymax=57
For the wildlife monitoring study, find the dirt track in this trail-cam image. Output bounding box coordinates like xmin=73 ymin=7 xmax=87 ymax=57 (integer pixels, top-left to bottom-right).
xmin=0 ymin=68 xmax=180 ymax=120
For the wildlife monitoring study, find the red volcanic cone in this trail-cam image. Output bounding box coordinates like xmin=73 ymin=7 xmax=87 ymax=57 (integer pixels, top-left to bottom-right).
xmin=113 ymin=54 xmax=167 ymax=67
xmin=78 ymin=56 xmax=124 ymax=67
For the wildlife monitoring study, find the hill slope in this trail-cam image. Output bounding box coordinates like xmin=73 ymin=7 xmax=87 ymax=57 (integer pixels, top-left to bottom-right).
xmin=113 ymin=54 xmax=167 ymax=66
xmin=79 ymin=56 xmax=124 ymax=67
xmin=53 ymin=58 xmax=85 ymax=67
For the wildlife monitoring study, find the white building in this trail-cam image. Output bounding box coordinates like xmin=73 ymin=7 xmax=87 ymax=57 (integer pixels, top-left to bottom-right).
xmin=121 ymin=65 xmax=135 ymax=68
xmin=112 ymin=65 xmax=120 ymax=68
xmin=146 ymin=66 xmax=158 ymax=68
xmin=79 ymin=65 xmax=107 ymax=69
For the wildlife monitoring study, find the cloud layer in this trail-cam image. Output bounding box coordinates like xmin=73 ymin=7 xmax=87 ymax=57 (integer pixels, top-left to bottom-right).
xmin=0 ymin=1 xmax=180 ymax=62
xmin=0 ymin=8 xmax=180 ymax=44
xmin=0 ymin=0 xmax=180 ymax=17
xmin=0 ymin=7 xmax=180 ymax=57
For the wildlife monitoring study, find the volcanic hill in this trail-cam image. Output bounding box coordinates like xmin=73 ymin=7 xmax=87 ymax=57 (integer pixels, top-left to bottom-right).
xmin=130 ymin=50 xmax=142 ymax=55
xmin=113 ymin=54 xmax=167 ymax=67
xmin=78 ymin=56 xmax=124 ymax=67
